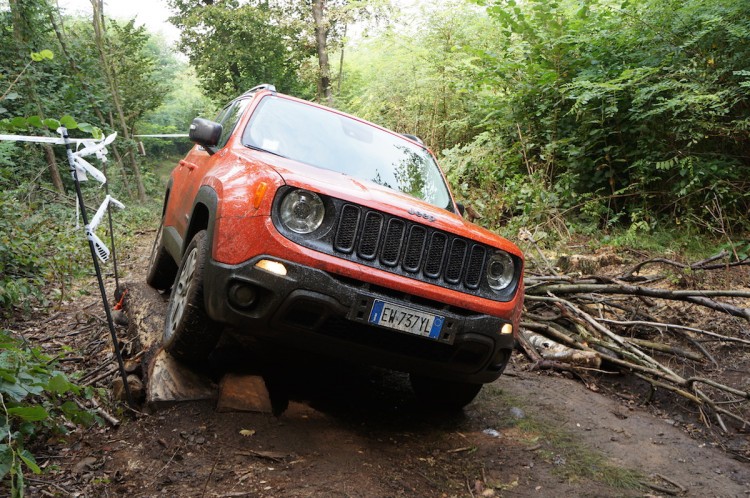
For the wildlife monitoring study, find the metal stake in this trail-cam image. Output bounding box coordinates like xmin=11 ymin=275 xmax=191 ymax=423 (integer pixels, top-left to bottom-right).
xmin=61 ymin=127 xmax=133 ymax=407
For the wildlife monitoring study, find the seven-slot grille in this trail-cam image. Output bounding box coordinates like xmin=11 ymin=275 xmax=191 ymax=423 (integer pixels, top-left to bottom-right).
xmin=333 ymin=204 xmax=488 ymax=291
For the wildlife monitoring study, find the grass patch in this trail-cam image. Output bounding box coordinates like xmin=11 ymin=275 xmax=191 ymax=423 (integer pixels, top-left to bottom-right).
xmin=483 ymin=387 xmax=643 ymax=490
xmin=592 ymin=225 xmax=729 ymax=262
xmin=514 ymin=416 xmax=643 ymax=488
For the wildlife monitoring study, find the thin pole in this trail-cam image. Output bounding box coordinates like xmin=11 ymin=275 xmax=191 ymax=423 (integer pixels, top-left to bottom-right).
xmin=61 ymin=127 xmax=133 ymax=407
xmin=106 ymin=200 xmax=121 ymax=298
xmin=101 ymin=161 xmax=121 ymax=298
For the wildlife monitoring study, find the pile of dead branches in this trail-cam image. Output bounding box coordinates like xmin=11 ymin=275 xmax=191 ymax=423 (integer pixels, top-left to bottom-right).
xmin=519 ymin=249 xmax=750 ymax=432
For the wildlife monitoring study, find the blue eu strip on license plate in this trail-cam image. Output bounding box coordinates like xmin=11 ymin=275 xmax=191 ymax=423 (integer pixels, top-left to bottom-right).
xmin=368 ymin=300 xmax=444 ymax=339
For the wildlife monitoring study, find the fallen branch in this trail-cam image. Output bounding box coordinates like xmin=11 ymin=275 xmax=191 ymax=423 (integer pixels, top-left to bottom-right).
xmin=527 ymin=283 xmax=750 ymax=321
xmin=83 ymin=365 xmax=117 ymax=386
xmin=75 ymin=398 xmax=120 ymax=427
xmin=597 ymin=319 xmax=750 ymax=346
xmin=522 ymin=257 xmax=750 ymax=431
xmin=621 ymin=250 xmax=750 ymax=279
xmin=522 ymin=329 xmax=601 ymax=368
xmin=623 ymin=337 xmax=703 ymax=362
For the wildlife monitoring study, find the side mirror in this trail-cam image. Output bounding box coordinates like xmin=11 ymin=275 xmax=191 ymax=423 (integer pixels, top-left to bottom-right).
xmin=189 ymin=118 xmax=222 ymax=153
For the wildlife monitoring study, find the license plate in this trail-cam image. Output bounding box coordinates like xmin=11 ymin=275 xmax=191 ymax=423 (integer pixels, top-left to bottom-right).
xmin=368 ymin=300 xmax=444 ymax=340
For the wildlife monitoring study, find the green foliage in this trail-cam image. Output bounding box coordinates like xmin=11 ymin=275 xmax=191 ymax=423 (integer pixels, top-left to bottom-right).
xmin=472 ymin=0 xmax=750 ymax=232
xmin=339 ymin=2 xmax=498 ymax=154
xmin=168 ymin=0 xmax=316 ymax=103
xmin=339 ymin=0 xmax=750 ymax=238
xmin=106 ymin=20 xmax=171 ymax=131
xmin=28 ymin=49 xmax=53 ymax=62
xmin=0 ymin=188 xmax=90 ymax=314
xmin=0 ymin=329 xmax=97 ymax=497
xmin=137 ymin=65 xmax=216 ymax=158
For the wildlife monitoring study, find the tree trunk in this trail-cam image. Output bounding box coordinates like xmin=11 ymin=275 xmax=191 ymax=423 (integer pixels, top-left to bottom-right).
xmin=9 ymin=0 xmax=65 ymax=193
xmin=90 ymin=0 xmax=147 ymax=201
xmin=337 ymin=23 xmax=347 ymax=95
xmin=48 ymin=7 xmax=136 ymax=196
xmin=311 ymin=0 xmax=332 ymax=104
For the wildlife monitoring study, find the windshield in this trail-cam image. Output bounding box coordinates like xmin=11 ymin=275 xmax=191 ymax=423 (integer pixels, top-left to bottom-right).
xmin=241 ymin=96 xmax=453 ymax=210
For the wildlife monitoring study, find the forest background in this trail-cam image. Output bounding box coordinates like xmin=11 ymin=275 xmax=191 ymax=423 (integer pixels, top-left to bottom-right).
xmin=0 ymin=0 xmax=749 ymax=491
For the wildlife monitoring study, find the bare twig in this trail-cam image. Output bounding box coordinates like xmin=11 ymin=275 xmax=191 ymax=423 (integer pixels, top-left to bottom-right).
xmin=84 ymin=365 xmax=117 ymax=386
xmin=598 ymin=319 xmax=750 ymax=346
xmin=527 ymin=284 xmax=750 ymax=321
xmin=521 ymin=249 xmax=750 ymax=430
xmin=202 ymin=449 xmax=222 ymax=498
xmin=75 ymin=399 xmax=120 ymax=427
xmin=622 ymin=251 xmax=750 ymax=279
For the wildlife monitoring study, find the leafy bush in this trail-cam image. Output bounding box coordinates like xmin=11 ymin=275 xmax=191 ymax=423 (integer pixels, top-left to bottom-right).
xmin=0 ymin=189 xmax=90 ymax=315
xmin=442 ymin=132 xmax=571 ymax=241
xmin=0 ymin=329 xmax=97 ymax=497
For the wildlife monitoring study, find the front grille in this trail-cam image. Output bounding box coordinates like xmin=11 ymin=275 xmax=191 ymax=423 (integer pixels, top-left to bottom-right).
xmin=359 ymin=211 xmax=383 ymax=260
xmin=334 ymin=204 xmax=487 ymax=293
xmin=334 ymin=204 xmax=360 ymax=253
xmin=381 ymin=219 xmax=405 ymax=266
xmin=271 ymin=188 xmax=520 ymax=302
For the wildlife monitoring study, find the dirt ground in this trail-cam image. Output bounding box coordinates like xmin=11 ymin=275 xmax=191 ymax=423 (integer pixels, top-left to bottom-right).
xmin=12 ymin=234 xmax=750 ymax=497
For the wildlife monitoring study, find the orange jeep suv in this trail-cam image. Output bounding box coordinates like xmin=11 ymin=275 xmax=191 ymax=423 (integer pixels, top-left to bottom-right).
xmin=147 ymin=84 xmax=524 ymax=408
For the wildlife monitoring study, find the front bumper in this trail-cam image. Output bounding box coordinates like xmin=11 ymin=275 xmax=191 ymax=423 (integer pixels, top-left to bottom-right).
xmin=203 ymin=256 xmax=515 ymax=384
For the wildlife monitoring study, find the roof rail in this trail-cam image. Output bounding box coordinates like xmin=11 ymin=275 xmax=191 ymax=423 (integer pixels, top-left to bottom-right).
xmin=402 ymin=133 xmax=424 ymax=145
xmin=244 ymin=84 xmax=277 ymax=95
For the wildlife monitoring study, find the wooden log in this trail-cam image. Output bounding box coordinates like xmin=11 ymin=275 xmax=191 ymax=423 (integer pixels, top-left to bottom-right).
xmin=146 ymin=349 xmax=217 ymax=409
xmin=216 ymin=373 xmax=273 ymax=414
xmin=521 ymin=329 xmax=602 ymax=368
xmin=122 ymin=281 xmax=169 ymax=351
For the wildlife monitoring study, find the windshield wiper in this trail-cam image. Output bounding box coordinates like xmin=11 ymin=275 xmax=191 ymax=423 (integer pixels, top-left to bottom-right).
xmin=244 ymin=143 xmax=288 ymax=159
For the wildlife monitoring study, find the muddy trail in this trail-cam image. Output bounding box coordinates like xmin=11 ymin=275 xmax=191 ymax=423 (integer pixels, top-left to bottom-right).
xmin=13 ymin=232 xmax=750 ymax=497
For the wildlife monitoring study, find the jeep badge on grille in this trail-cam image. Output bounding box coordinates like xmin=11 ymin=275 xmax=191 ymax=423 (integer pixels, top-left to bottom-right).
xmin=408 ymin=207 xmax=436 ymax=222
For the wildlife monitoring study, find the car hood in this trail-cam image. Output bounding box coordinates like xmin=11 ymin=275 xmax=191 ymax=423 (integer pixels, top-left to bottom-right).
xmin=243 ymin=149 xmax=522 ymax=256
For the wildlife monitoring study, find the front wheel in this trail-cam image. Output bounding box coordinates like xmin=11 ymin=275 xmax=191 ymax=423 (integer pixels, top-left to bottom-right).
xmin=409 ymin=374 xmax=483 ymax=410
xmin=163 ymin=230 xmax=221 ymax=365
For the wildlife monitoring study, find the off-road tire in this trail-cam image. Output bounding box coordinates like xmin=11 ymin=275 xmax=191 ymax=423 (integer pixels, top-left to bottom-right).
xmin=163 ymin=230 xmax=221 ymax=365
xmin=146 ymin=218 xmax=177 ymax=290
xmin=410 ymin=374 xmax=483 ymax=410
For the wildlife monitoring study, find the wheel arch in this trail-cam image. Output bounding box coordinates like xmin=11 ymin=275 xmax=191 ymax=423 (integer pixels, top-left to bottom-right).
xmin=160 ymin=188 xmax=171 ymax=217
xmin=183 ymin=186 xmax=219 ymax=258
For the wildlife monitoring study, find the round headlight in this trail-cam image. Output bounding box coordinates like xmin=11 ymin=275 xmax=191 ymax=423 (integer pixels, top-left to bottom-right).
xmin=486 ymin=251 xmax=515 ymax=291
xmin=280 ymin=189 xmax=325 ymax=234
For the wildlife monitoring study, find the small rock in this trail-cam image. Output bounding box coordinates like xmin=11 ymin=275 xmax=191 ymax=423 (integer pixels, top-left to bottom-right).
xmin=73 ymin=456 xmax=98 ymax=474
xmin=195 ymin=436 xmax=206 ymax=445
xmin=482 ymin=428 xmax=501 ymax=438
xmin=112 ymin=309 xmax=129 ymax=327
xmin=112 ymin=374 xmax=144 ymax=402
xmin=217 ymin=374 xmax=273 ymax=414
xmin=509 ymin=407 xmax=525 ymax=420
xmin=124 ymin=359 xmax=141 ymax=375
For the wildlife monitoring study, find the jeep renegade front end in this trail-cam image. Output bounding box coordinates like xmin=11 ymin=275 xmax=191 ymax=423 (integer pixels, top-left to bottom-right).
xmin=147 ymin=84 xmax=524 ymax=408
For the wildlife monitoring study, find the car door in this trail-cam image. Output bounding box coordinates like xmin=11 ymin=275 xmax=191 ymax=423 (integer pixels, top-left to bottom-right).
xmin=171 ymin=99 xmax=250 ymax=240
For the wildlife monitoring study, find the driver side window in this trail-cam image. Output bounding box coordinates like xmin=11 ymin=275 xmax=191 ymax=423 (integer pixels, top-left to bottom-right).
xmin=215 ymin=99 xmax=250 ymax=148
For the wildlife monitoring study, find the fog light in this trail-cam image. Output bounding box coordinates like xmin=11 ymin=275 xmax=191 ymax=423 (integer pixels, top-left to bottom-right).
xmin=255 ymin=259 xmax=287 ymax=276
xmin=228 ymin=283 xmax=257 ymax=309
xmin=500 ymin=323 xmax=513 ymax=335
